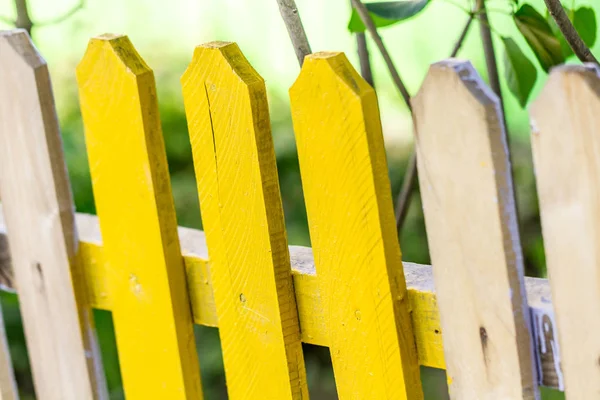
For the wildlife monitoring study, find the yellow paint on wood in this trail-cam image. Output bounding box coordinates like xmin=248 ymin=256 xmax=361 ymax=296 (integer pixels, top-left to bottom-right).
xmin=289 ymin=52 xmax=423 ymax=400
xmin=0 ymin=209 xmax=567 ymax=389
xmin=76 ymin=35 xmax=203 ymax=399
xmin=182 ymin=42 xmax=308 ymax=399
xmin=78 ymin=235 xmax=443 ymax=370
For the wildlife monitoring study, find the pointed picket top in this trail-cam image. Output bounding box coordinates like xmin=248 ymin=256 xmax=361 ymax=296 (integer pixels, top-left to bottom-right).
xmin=77 ymin=33 xmax=151 ymax=78
xmin=77 ymin=34 xmax=203 ymax=399
xmin=413 ymin=59 xmax=537 ymax=399
xmin=530 ymin=63 xmax=600 ymax=398
xmin=182 ymin=41 xmax=308 ymax=400
xmin=0 ymin=29 xmax=45 ymax=69
xmin=0 ymin=29 xmax=107 ymax=399
xmin=291 ymin=51 xmax=374 ymax=99
xmin=290 ymin=51 xmax=423 ymax=400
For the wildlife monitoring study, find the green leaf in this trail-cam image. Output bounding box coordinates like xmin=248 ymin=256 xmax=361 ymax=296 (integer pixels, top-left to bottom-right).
xmin=502 ymin=37 xmax=538 ymax=107
xmin=574 ymin=7 xmax=597 ymax=48
xmin=348 ymin=0 xmax=430 ymax=33
xmin=514 ymin=4 xmax=565 ymax=72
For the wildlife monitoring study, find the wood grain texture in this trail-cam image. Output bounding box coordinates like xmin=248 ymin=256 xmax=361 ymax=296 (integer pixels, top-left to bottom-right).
xmin=0 ymin=208 xmax=563 ymax=389
xmin=413 ymin=59 xmax=538 ymax=399
xmin=0 ymin=29 xmax=106 ymax=400
xmin=182 ymin=42 xmax=308 ymax=399
xmin=290 ymin=52 xmax=423 ymax=400
xmin=530 ymin=64 xmax=600 ymax=398
xmin=76 ymin=34 xmax=202 ymax=399
xmin=0 ymin=302 xmax=18 ymax=400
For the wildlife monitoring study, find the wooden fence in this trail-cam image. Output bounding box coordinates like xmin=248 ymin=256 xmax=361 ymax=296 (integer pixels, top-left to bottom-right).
xmin=0 ymin=28 xmax=596 ymax=399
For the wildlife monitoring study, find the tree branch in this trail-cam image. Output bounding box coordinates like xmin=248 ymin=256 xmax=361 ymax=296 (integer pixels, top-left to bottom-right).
xmin=476 ymin=0 xmax=503 ymax=106
xmin=544 ymin=0 xmax=599 ymax=64
xmin=14 ymin=0 xmax=33 ymax=35
xmin=275 ymin=0 xmax=312 ymax=67
xmin=37 ymin=0 xmax=85 ymax=27
xmin=351 ymin=0 xmax=411 ymax=110
xmin=451 ymin=13 xmax=475 ymax=58
xmin=356 ymin=32 xmax=374 ymax=86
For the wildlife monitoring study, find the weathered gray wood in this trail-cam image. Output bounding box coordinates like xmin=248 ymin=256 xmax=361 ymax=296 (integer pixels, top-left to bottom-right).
xmin=0 ymin=29 xmax=106 ymax=399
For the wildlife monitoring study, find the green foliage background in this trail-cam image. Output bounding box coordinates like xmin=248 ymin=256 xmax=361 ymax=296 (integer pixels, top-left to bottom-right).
xmin=1 ymin=0 xmax=598 ymax=398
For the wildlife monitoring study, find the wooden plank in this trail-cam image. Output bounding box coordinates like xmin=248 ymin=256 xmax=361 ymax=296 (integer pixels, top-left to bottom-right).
xmin=76 ymin=34 xmax=203 ymax=399
xmin=413 ymin=59 xmax=538 ymax=398
xmin=0 ymin=29 xmax=106 ymax=399
xmin=0 ymin=302 xmax=18 ymax=400
xmin=289 ymin=52 xmax=423 ymax=400
xmin=0 ymin=208 xmax=563 ymax=389
xmin=182 ymin=42 xmax=308 ymax=399
xmin=530 ymin=64 xmax=600 ymax=397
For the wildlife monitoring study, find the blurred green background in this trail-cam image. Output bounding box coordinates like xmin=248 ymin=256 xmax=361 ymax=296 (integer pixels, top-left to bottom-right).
xmin=1 ymin=0 xmax=598 ymax=398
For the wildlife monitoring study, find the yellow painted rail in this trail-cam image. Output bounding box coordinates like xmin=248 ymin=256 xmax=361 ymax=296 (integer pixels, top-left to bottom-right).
xmin=0 ymin=29 xmax=590 ymax=399
xmin=0 ymin=208 xmax=560 ymax=391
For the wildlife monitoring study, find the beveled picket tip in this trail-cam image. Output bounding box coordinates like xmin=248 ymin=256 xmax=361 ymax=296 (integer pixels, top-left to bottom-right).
xmin=77 ymin=34 xmax=152 ymax=79
xmin=291 ymin=51 xmax=375 ymax=99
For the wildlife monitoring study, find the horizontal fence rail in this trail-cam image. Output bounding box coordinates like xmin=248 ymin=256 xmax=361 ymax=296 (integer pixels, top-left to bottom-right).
xmin=0 ymin=208 xmax=561 ymax=391
xmin=2 ymin=28 xmax=599 ymax=399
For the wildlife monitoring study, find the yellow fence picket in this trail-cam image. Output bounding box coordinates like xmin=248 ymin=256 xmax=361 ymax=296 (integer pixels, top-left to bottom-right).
xmin=530 ymin=64 xmax=600 ymax=398
xmin=413 ymin=60 xmax=537 ymax=398
xmin=182 ymin=42 xmax=308 ymax=399
xmin=290 ymin=52 xmax=423 ymax=400
xmin=76 ymin=35 xmax=202 ymax=399
xmin=0 ymin=30 xmax=106 ymax=399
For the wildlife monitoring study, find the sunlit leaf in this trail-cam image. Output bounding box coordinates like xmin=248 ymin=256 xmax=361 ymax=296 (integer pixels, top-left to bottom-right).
xmin=514 ymin=4 xmax=565 ymax=71
xmin=348 ymin=0 xmax=430 ymax=33
xmin=502 ymin=37 xmax=538 ymax=107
